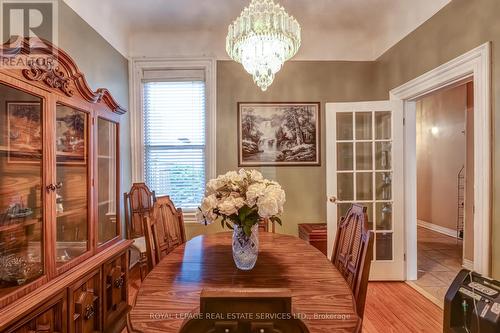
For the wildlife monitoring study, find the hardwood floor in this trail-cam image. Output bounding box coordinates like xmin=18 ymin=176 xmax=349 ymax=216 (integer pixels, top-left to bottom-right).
xmin=363 ymin=282 xmax=443 ymax=332
xmin=126 ymin=268 xmax=443 ymax=333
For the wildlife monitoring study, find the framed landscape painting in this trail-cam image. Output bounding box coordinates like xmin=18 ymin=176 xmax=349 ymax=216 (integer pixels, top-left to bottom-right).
xmin=238 ymin=102 xmax=320 ymax=166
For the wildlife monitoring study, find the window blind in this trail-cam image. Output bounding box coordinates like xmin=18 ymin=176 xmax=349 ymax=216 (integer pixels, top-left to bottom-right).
xmin=143 ymin=80 xmax=206 ymax=211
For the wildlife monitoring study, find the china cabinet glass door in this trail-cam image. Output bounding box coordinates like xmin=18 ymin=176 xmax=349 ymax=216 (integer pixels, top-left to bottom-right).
xmin=97 ymin=117 xmax=119 ymax=245
xmin=55 ymin=104 xmax=89 ymax=266
xmin=0 ymin=83 xmax=44 ymax=296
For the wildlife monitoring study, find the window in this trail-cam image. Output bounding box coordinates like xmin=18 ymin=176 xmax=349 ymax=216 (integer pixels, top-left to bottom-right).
xmin=142 ymin=80 xmax=206 ymax=211
xmin=131 ymin=59 xmax=216 ymax=218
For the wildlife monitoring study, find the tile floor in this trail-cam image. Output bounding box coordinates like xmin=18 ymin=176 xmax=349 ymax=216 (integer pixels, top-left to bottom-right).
xmin=415 ymin=226 xmax=463 ymax=304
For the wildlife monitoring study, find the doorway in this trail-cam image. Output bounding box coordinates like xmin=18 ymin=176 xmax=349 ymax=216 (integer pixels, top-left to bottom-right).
xmin=326 ymin=43 xmax=491 ymax=283
xmin=390 ymin=42 xmax=491 ymax=282
xmin=410 ymin=82 xmax=474 ymax=305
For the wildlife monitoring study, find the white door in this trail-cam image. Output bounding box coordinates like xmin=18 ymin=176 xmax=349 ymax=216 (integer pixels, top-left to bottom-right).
xmin=326 ymin=101 xmax=404 ymax=280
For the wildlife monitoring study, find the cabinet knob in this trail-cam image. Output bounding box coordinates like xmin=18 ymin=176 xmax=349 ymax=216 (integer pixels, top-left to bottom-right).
xmin=46 ymin=184 xmax=56 ymax=192
xmin=329 ymin=196 xmax=338 ymax=204
xmin=114 ymin=276 xmax=124 ymax=289
xmin=84 ymin=304 xmax=95 ymax=320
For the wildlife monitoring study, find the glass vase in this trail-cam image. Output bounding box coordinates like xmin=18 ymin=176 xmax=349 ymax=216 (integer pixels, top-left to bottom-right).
xmin=232 ymin=223 xmax=259 ymax=270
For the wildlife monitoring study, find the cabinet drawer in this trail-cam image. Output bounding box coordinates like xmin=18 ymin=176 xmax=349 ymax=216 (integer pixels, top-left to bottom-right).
xmin=5 ymin=292 xmax=67 ymax=333
xmin=102 ymin=251 xmax=128 ymax=329
xmin=68 ymin=269 xmax=102 ymax=333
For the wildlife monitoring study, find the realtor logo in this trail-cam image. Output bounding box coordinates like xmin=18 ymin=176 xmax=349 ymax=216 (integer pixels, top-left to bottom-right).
xmin=0 ymin=0 xmax=58 ymax=56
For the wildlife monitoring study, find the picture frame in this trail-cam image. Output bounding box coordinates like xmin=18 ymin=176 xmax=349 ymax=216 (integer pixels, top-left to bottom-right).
xmin=7 ymin=102 xmax=42 ymax=164
xmin=55 ymin=104 xmax=87 ymax=165
xmin=238 ymin=102 xmax=321 ymax=166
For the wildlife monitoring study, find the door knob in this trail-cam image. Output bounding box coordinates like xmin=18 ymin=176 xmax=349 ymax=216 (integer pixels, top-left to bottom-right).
xmin=329 ymin=196 xmax=337 ymax=203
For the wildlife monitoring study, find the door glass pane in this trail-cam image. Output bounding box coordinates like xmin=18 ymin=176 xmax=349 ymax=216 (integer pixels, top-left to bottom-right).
xmin=376 ymin=202 xmax=392 ymax=230
xmin=55 ymin=104 xmax=88 ymax=266
xmin=337 ymin=143 xmax=353 ymax=171
xmin=0 ymin=85 xmax=44 ymax=295
xmin=375 ymin=142 xmax=391 ymax=170
xmin=336 ymin=113 xmax=353 ymax=140
xmin=97 ymin=118 xmax=118 ymax=245
xmin=356 ymin=172 xmax=373 ymax=200
xmin=376 ymin=172 xmax=392 ymax=200
xmin=355 ymin=112 xmax=372 ymax=140
xmin=337 ymin=203 xmax=351 ymax=223
xmin=376 ymin=232 xmax=393 ymax=260
xmin=356 ymin=142 xmax=372 ymax=170
xmin=337 ymin=173 xmax=353 ymax=201
xmin=375 ymin=112 xmax=391 ymax=139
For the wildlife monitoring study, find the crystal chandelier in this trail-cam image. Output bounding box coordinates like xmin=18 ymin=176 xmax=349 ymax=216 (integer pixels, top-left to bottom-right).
xmin=226 ymin=0 xmax=301 ymax=91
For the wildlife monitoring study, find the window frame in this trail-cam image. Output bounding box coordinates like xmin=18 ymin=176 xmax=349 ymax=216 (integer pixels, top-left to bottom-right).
xmin=130 ymin=58 xmax=216 ymax=222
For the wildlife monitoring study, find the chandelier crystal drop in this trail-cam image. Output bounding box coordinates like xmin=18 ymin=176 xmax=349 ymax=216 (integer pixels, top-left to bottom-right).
xmin=226 ymin=0 xmax=301 ymax=91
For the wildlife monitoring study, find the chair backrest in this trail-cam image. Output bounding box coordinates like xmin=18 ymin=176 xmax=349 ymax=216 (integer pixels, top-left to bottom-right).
xmin=124 ymin=183 xmax=156 ymax=239
xmin=155 ymin=195 xmax=186 ymax=250
xmin=142 ymin=196 xmax=186 ymax=270
xmin=331 ymin=204 xmax=374 ymax=319
xmin=142 ymin=214 xmax=161 ymax=271
xmin=179 ymin=288 xmax=310 ymax=333
xmin=258 ymin=218 xmax=276 ymax=233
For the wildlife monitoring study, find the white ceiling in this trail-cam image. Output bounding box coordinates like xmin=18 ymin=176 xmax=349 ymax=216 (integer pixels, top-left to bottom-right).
xmin=63 ymin=0 xmax=451 ymax=60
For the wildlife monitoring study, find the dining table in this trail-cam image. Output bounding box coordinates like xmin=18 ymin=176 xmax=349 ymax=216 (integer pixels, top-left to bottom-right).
xmin=130 ymin=232 xmax=360 ymax=332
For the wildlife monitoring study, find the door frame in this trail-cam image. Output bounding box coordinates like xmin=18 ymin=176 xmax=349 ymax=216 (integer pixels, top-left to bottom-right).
xmin=389 ymin=42 xmax=491 ymax=280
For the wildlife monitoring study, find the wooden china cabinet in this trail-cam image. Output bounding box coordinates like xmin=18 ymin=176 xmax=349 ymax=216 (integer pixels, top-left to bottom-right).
xmin=0 ymin=38 xmax=132 ymax=333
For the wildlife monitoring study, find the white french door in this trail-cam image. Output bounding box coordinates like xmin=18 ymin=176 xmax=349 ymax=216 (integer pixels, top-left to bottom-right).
xmin=326 ymin=101 xmax=404 ymax=280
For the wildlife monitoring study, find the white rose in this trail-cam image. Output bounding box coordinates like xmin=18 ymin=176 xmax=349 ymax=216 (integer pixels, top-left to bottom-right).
xmin=224 ymin=171 xmax=242 ymax=183
xmin=206 ymin=178 xmax=223 ymax=194
xmin=238 ymin=168 xmax=248 ymax=178
xmin=218 ymin=196 xmax=245 ymax=216
xmin=246 ymin=182 xmax=266 ymax=207
xmin=199 ymin=194 xmax=218 ymax=222
xmin=248 ymin=169 xmax=264 ymax=182
xmin=268 ymin=185 xmax=286 ymax=208
xmin=200 ymin=194 xmax=217 ymax=213
xmin=257 ymin=185 xmax=286 ymax=217
xmin=257 ymin=195 xmax=279 ymax=218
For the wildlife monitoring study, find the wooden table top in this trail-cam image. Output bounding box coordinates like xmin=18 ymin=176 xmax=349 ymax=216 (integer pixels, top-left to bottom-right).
xmin=130 ymin=232 xmax=360 ymax=333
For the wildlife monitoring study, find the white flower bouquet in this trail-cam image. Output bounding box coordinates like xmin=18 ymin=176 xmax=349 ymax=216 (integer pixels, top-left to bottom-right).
xmin=197 ymin=169 xmax=285 ymax=236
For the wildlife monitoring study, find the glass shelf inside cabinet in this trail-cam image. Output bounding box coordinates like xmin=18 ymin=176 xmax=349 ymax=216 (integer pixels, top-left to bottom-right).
xmin=97 ymin=118 xmax=118 ymax=245
xmin=55 ymin=104 xmax=89 ymax=266
xmin=0 ymin=84 xmax=44 ymax=296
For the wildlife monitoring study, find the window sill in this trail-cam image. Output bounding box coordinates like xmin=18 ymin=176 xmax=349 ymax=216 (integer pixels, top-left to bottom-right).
xmin=183 ymin=211 xmax=200 ymax=224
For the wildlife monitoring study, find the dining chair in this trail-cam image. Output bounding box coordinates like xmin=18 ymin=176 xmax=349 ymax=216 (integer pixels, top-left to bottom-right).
xmin=124 ymin=183 xmax=156 ymax=280
xmin=143 ymin=195 xmax=186 ymax=271
xmin=331 ymin=203 xmax=374 ymax=323
xmin=156 ymin=195 xmax=187 ymax=251
xmin=258 ymin=218 xmax=276 ymax=233
xmin=126 ymin=196 xmax=186 ymax=333
xmin=179 ymin=288 xmax=310 ymax=333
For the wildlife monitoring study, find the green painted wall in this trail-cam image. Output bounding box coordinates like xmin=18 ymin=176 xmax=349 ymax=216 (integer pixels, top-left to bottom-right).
xmin=372 ymin=0 xmax=500 ymax=278
xmin=57 ymin=1 xmax=131 ymax=231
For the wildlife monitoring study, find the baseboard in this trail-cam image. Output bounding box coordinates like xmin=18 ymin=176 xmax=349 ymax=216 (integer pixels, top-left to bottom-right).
xmin=462 ymin=259 xmax=474 ymax=270
xmin=417 ymin=220 xmax=458 ymax=239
